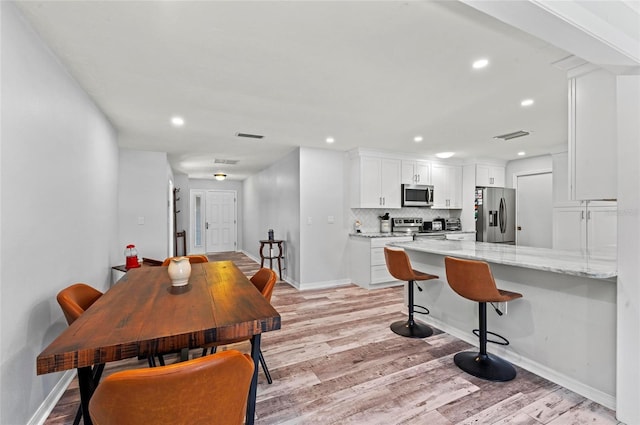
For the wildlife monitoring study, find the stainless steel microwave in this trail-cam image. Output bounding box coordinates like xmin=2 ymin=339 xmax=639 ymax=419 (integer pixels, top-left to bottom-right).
xmin=402 ymin=184 xmax=434 ymax=207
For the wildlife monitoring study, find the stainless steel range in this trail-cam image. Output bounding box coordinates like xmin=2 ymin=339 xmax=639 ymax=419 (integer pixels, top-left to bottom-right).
xmin=391 ymin=217 xmax=423 ymax=234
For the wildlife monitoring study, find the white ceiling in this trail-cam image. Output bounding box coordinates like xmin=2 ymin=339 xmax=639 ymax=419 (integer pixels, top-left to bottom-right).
xmin=15 ymin=1 xmax=575 ymax=180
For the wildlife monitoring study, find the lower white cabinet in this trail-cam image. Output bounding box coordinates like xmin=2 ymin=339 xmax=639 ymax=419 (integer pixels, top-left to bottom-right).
xmin=349 ymin=236 xmax=413 ymax=289
xmin=552 ymin=201 xmax=617 ymax=252
xmin=445 ymin=232 xmax=476 ymax=241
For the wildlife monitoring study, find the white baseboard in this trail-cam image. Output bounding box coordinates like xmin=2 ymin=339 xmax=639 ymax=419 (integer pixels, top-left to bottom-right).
xmin=416 ymin=313 xmax=616 ymax=410
xmin=28 ymin=370 xmax=75 ymax=425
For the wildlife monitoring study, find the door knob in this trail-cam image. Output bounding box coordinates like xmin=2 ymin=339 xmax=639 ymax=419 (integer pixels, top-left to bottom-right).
xmin=517 ymin=226 xmax=522 ymax=231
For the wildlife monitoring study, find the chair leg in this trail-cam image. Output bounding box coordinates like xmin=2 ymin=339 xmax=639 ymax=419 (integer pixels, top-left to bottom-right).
xmin=390 ymin=280 xmax=433 ymax=338
xmin=201 ymin=346 xmax=217 ymax=357
xmin=258 ymin=349 xmax=273 ymax=385
xmin=73 ymin=362 xmax=105 ymax=425
xmin=453 ymin=302 xmax=517 ymax=382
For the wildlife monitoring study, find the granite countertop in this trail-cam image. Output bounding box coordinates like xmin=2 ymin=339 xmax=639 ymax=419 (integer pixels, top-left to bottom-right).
xmin=350 ymin=231 xmax=475 ymax=238
xmin=391 ymin=239 xmax=617 ymax=279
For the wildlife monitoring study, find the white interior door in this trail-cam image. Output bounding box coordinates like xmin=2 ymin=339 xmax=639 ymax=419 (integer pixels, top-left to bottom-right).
xmin=516 ymin=172 xmax=553 ymax=247
xmin=205 ymin=191 xmax=237 ymax=253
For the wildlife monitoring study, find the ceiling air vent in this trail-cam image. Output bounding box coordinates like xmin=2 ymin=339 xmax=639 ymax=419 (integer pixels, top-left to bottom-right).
xmin=214 ymin=158 xmax=239 ymax=165
xmin=493 ymin=130 xmax=530 ymax=141
xmin=235 ymin=132 xmax=264 ymax=139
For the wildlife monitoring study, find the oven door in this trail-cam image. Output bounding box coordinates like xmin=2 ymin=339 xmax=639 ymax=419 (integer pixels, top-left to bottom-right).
xmin=402 ymin=184 xmax=434 ymax=207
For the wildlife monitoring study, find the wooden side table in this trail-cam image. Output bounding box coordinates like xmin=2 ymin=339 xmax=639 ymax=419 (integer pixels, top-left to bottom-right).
xmin=259 ymin=240 xmax=284 ymax=280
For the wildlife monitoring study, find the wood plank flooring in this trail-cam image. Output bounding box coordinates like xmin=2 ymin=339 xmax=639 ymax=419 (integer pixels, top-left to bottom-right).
xmin=44 ymin=252 xmax=619 ymax=424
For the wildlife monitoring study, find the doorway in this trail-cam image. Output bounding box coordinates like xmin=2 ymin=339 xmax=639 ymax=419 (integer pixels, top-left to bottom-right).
xmin=190 ymin=190 xmax=237 ymax=254
xmin=515 ymin=171 xmax=553 ymax=248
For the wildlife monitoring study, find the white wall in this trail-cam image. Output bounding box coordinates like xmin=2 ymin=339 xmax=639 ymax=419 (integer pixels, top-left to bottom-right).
xmin=118 ymin=149 xmax=170 ymax=262
xmin=1 ymin=4 xmax=119 ymax=423
xmin=299 ymin=148 xmax=349 ymax=286
xmin=505 ymin=155 xmax=553 ymax=188
xmin=551 ymin=151 xmax=571 ymax=205
xmin=242 ymin=149 xmax=300 ymax=284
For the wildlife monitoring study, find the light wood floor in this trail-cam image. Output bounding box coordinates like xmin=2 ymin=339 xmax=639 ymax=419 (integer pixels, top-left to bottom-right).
xmin=45 ymin=252 xmax=619 ymax=424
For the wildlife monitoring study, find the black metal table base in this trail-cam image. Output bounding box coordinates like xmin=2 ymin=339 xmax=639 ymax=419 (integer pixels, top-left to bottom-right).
xmin=453 ymin=351 xmax=516 ymax=382
xmin=390 ymin=320 xmax=433 ymax=338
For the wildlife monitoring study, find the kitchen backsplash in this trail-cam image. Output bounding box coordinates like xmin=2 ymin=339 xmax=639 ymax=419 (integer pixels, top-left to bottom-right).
xmin=350 ymin=208 xmax=460 ymax=233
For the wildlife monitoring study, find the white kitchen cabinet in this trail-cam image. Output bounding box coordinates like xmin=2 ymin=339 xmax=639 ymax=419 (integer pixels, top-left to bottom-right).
xmin=568 ymin=68 xmax=617 ymax=200
xmin=431 ymin=163 xmax=462 ymax=209
xmin=350 ymin=155 xmax=401 ymax=208
xmin=476 ymin=164 xmax=505 ymax=187
xmin=349 ymin=235 xmax=414 ymax=289
xmin=552 ymin=201 xmax=617 ymax=252
xmin=401 ymin=160 xmax=431 ymax=185
xmin=445 ymin=232 xmax=476 ymax=241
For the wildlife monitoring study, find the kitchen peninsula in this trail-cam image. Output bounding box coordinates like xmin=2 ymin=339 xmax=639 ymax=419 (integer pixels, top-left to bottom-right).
xmin=391 ymin=239 xmax=617 ymax=409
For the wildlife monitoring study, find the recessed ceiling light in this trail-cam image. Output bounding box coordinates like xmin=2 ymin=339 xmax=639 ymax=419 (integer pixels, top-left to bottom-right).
xmin=413 ymin=136 xmax=423 ymax=143
xmin=326 ymin=137 xmax=335 ymax=144
xmin=472 ymin=59 xmax=489 ymax=69
xmin=435 ymin=152 xmax=455 ymax=159
xmin=521 ymin=99 xmax=534 ymax=107
xmin=171 ymin=116 xmax=184 ymax=127
xmin=518 ymin=151 xmax=526 ymax=156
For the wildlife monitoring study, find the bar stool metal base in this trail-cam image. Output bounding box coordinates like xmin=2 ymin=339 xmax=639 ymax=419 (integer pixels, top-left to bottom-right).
xmin=390 ymin=320 xmax=433 ymax=338
xmin=453 ymin=351 xmax=516 ymax=382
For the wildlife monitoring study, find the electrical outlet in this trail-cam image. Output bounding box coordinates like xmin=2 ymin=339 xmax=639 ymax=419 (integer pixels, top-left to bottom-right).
xmin=327 ymin=215 xmax=335 ymax=224
xmin=498 ymin=302 xmax=507 ymax=315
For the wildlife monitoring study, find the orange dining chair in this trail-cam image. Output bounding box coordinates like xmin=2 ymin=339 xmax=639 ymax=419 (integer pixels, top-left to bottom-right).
xmin=202 ymin=267 xmax=278 ymax=384
xmin=89 ymin=350 xmax=254 ymax=425
xmin=57 ymin=283 xmax=105 ymax=425
xmin=160 ymin=254 xmax=209 ymax=266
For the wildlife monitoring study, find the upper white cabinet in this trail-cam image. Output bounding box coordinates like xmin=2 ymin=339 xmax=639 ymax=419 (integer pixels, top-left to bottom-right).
xmin=431 ymin=163 xmax=462 ymax=209
xmin=476 ymin=164 xmax=505 ymax=187
xmin=401 ymin=160 xmax=431 ymax=185
xmin=569 ymin=68 xmax=617 ymax=200
xmin=552 ymin=201 xmax=617 ymax=252
xmin=350 ymin=155 xmax=401 ymax=209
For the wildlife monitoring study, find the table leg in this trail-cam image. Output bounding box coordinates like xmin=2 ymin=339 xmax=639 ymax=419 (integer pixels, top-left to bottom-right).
xmin=277 ymin=242 xmax=283 ymax=280
xmin=77 ymin=366 xmax=95 ymax=425
xmin=247 ymin=334 xmax=261 ymax=425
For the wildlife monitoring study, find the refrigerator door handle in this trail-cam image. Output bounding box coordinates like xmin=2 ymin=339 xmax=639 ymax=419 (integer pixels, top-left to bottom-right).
xmin=499 ymin=197 xmax=506 ymax=234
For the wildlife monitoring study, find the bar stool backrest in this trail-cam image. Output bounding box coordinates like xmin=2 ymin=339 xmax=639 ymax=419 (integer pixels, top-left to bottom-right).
xmin=384 ymin=247 xmax=416 ymax=282
xmin=161 ymin=254 xmax=209 ymax=267
xmin=56 ymin=283 xmax=103 ymax=325
xmin=444 ymin=256 xmax=504 ymax=302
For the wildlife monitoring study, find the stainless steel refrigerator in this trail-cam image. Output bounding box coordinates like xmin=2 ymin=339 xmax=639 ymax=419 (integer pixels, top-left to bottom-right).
xmin=475 ymin=187 xmax=516 ymax=243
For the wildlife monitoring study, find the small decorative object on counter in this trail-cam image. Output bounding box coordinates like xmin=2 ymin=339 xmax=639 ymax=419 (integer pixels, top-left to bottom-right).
xmin=167 ymin=256 xmax=191 ymax=287
xmin=379 ymin=212 xmax=391 ymax=233
xmin=268 ymin=229 xmax=274 ymax=241
xmin=354 ymin=220 xmax=362 ymax=233
xmin=124 ymin=244 xmax=140 ymax=270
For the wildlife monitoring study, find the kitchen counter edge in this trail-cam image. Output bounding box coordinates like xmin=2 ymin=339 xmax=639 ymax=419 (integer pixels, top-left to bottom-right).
xmin=391 ymin=239 xmax=617 ymax=279
xmin=349 ymin=231 xmax=475 ymax=239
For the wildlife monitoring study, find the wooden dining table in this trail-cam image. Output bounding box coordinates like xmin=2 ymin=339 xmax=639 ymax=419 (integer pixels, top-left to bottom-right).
xmin=37 ymin=260 xmax=281 ymax=425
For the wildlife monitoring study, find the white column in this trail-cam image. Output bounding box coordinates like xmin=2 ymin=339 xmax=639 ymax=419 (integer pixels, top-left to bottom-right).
xmin=616 ymin=75 xmax=640 ymax=424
